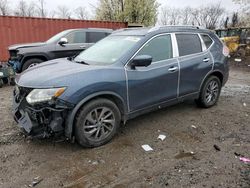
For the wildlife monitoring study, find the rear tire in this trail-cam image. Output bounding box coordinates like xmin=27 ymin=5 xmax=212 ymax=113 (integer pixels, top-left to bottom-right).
xmin=22 ymin=58 xmax=44 ymax=72
xmin=0 ymin=79 xmax=3 ymax=88
xmin=196 ymin=76 xmax=222 ymax=108
xmin=10 ymin=78 xmax=15 ymax=86
xmin=74 ymin=98 xmax=121 ymax=148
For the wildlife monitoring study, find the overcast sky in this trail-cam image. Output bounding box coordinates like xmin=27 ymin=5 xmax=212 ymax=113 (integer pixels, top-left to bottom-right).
xmin=10 ymin=0 xmax=240 ymax=17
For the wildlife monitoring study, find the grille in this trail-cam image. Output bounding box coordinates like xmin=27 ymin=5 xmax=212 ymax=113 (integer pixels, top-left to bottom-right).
xmin=9 ymin=50 xmax=18 ymax=58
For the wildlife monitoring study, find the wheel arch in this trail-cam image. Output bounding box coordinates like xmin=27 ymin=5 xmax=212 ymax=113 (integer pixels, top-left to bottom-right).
xmin=21 ymin=54 xmax=49 ymax=69
xmin=199 ymin=70 xmax=224 ymax=92
xmin=65 ymin=92 xmax=127 ymax=139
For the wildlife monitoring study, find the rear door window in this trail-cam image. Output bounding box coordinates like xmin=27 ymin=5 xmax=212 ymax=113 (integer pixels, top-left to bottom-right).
xmin=137 ymin=34 xmax=173 ymax=63
xmin=65 ymin=31 xmax=86 ymax=43
xmin=201 ymin=34 xmax=213 ymax=49
xmin=176 ymin=34 xmax=202 ymax=56
xmin=87 ymin=32 xmax=107 ymax=43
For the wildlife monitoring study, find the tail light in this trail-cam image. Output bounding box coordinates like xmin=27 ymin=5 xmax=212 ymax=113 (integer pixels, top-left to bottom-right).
xmin=222 ymin=44 xmax=230 ymax=57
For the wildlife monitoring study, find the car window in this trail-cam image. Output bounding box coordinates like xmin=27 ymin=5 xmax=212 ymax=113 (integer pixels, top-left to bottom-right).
xmin=201 ymin=34 xmax=213 ymax=49
xmin=87 ymin=32 xmax=107 ymax=43
xmin=65 ymin=31 xmax=86 ymax=43
xmin=176 ymin=34 xmax=202 ymax=56
xmin=46 ymin=30 xmax=71 ymax=43
xmin=137 ymin=35 xmax=173 ymax=63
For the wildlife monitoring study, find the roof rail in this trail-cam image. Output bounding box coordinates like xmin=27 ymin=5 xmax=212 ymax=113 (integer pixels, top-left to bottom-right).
xmin=112 ymin=27 xmax=142 ymax=33
xmin=148 ymin=25 xmax=201 ymax=33
xmin=87 ymin=27 xmax=113 ymax=30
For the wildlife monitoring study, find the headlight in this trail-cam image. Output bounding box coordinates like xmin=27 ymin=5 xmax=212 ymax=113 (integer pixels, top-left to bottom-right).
xmin=26 ymin=87 xmax=66 ymax=105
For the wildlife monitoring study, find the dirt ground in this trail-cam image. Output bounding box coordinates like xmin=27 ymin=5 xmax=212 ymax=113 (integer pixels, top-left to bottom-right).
xmin=0 ymin=65 xmax=250 ymax=188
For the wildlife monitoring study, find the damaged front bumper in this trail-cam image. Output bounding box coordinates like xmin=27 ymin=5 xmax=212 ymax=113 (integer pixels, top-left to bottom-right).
xmin=8 ymin=59 xmax=22 ymax=73
xmin=12 ymin=86 xmax=74 ymax=139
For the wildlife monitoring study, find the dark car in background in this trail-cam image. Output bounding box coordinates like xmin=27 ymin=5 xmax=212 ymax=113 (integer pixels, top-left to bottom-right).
xmin=8 ymin=28 xmax=112 ymax=72
xmin=13 ymin=26 xmax=229 ymax=148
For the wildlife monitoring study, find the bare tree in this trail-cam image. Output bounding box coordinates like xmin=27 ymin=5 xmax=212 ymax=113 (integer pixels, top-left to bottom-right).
xmin=181 ymin=7 xmax=193 ymax=25
xmin=27 ymin=2 xmax=36 ymax=17
xmin=201 ymin=3 xmax=225 ymax=29
xmin=233 ymin=0 xmax=250 ymax=26
xmin=75 ymin=7 xmax=89 ymax=20
xmin=57 ymin=5 xmax=71 ymax=19
xmin=159 ymin=7 xmax=182 ymax=25
xmin=49 ymin=10 xmax=56 ymax=18
xmin=159 ymin=3 xmax=225 ymax=29
xmin=0 ymin=0 xmax=10 ymax=16
xmin=224 ymin=16 xmax=229 ymax=28
xmin=14 ymin=0 xmax=26 ymax=16
xmin=37 ymin=0 xmax=47 ymax=17
xmin=231 ymin=12 xmax=239 ymax=27
xmin=14 ymin=0 xmax=36 ymax=17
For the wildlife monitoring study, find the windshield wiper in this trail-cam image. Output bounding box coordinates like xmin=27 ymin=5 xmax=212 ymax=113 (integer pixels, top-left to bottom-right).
xmin=74 ymin=60 xmax=89 ymax=65
xmin=67 ymin=54 xmax=79 ymax=61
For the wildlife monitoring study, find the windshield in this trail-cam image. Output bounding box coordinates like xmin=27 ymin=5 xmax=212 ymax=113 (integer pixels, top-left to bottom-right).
xmin=74 ymin=35 xmax=142 ymax=65
xmin=46 ymin=30 xmax=70 ymax=43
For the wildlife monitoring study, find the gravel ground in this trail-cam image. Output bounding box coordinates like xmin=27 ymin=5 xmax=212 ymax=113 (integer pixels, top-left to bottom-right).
xmin=0 ymin=66 xmax=249 ymax=188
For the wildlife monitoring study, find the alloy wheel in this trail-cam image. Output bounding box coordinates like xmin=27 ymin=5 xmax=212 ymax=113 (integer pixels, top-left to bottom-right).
xmin=83 ymin=107 xmax=115 ymax=141
xmin=205 ymin=80 xmax=219 ymax=104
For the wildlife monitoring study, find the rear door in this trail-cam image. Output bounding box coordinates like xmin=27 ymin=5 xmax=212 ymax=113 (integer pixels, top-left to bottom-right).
xmin=176 ymin=33 xmax=213 ymax=97
xmin=55 ymin=31 xmax=87 ymax=58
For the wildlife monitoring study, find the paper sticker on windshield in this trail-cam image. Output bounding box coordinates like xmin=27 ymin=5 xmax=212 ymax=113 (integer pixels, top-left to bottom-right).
xmin=124 ymin=37 xmax=140 ymax=42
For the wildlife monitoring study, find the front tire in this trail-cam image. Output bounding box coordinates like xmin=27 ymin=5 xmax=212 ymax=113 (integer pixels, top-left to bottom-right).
xmin=196 ymin=76 xmax=222 ymax=108
xmin=75 ymin=98 xmax=121 ymax=148
xmin=22 ymin=58 xmax=44 ymax=72
xmin=0 ymin=79 xmax=3 ymax=88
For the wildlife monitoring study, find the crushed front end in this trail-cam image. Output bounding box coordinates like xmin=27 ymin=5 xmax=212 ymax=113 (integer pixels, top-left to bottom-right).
xmin=12 ymin=85 xmax=74 ymax=139
xmin=8 ymin=50 xmax=23 ymax=73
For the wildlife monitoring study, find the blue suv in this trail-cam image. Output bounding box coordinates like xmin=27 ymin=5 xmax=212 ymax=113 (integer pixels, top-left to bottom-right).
xmin=13 ymin=26 xmax=229 ymax=147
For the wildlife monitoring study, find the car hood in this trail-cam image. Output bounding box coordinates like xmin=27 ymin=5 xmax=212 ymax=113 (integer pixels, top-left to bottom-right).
xmin=8 ymin=42 xmax=46 ymax=50
xmin=16 ymin=58 xmax=105 ymax=88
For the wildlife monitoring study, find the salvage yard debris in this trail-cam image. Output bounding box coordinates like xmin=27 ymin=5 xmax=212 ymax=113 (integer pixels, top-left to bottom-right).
xmin=213 ymin=144 xmax=221 ymax=151
xmin=158 ymin=134 xmax=167 ymax=141
xmin=142 ymin=145 xmax=153 ymax=152
xmin=28 ymin=176 xmax=43 ymax=187
xmin=191 ymin=125 xmax=197 ymax=129
xmin=239 ymin=157 xmax=250 ymax=163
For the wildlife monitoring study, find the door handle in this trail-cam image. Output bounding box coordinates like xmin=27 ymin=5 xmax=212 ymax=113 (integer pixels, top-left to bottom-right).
xmin=168 ymin=66 xmax=178 ymax=72
xmin=203 ymin=58 xmax=210 ymax=62
xmin=80 ymin=45 xmax=86 ymax=48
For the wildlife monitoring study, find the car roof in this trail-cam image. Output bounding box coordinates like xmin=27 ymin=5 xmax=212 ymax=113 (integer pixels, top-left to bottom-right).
xmin=112 ymin=26 xmax=212 ymax=36
xmin=65 ymin=28 xmax=113 ymax=33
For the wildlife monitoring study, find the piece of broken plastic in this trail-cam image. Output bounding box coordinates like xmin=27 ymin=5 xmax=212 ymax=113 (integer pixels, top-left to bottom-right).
xmin=235 ymin=58 xmax=242 ymax=62
xmin=191 ymin=125 xmax=197 ymax=129
xmin=158 ymin=134 xmax=166 ymax=141
xmin=240 ymin=157 xmax=250 ymax=163
xmin=142 ymin=144 xmax=153 ymax=152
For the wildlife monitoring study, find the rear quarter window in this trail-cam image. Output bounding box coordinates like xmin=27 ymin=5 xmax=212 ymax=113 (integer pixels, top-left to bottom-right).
xmin=176 ymin=34 xmax=202 ymax=56
xmin=87 ymin=32 xmax=107 ymax=43
xmin=201 ymin=34 xmax=213 ymax=49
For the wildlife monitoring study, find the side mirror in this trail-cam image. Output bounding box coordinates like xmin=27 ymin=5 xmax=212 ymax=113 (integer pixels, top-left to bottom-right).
xmin=130 ymin=55 xmax=152 ymax=70
xmin=58 ymin=38 xmax=68 ymax=46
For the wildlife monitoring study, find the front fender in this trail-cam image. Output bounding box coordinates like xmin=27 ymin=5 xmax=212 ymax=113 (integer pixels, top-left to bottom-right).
xmin=21 ymin=53 xmax=50 ymax=63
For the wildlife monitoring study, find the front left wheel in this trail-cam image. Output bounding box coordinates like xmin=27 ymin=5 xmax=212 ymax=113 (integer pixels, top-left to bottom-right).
xmin=74 ymin=98 xmax=121 ymax=148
